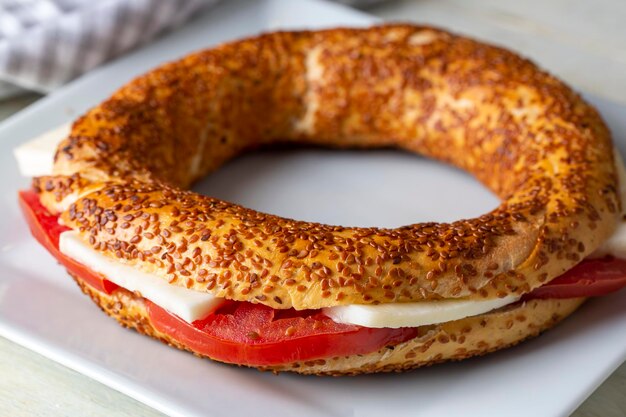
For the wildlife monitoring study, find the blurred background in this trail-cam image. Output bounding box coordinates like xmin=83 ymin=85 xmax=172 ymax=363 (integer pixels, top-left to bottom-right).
xmin=1 ymin=0 xmax=624 ymax=103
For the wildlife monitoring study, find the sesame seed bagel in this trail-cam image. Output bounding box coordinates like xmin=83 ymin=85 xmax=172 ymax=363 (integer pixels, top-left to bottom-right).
xmin=72 ymin=272 xmax=585 ymax=375
xmin=36 ymin=24 xmax=619 ymax=310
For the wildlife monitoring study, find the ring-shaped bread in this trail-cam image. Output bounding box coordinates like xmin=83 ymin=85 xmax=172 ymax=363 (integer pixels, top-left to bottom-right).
xmin=37 ymin=24 xmax=619 ymax=311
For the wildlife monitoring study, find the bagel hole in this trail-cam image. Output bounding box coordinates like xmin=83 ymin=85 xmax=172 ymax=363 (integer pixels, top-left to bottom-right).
xmin=192 ymin=147 xmax=499 ymax=228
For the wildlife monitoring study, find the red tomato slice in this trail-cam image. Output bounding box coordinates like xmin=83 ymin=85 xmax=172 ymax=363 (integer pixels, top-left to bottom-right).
xmin=18 ymin=190 xmax=119 ymax=294
xmin=18 ymin=190 xmax=417 ymax=365
xmin=147 ymin=300 xmax=419 ymax=366
xmin=525 ymin=257 xmax=626 ymax=300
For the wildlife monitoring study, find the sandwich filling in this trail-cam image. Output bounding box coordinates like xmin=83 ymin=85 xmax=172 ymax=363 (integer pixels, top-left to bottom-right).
xmin=57 ymin=210 xmax=626 ymax=328
xmin=18 ymin=189 xmax=626 ymax=366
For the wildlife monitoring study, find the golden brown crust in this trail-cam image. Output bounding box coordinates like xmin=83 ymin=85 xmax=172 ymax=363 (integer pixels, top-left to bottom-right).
xmin=38 ymin=24 xmax=619 ymax=310
xmin=72 ymin=273 xmax=585 ymax=375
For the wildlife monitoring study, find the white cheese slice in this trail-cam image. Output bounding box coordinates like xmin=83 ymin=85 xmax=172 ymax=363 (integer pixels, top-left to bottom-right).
xmin=615 ymin=150 xmax=626 ymax=211
xmin=323 ymin=295 xmax=519 ymax=329
xmin=591 ymin=151 xmax=626 ymax=259
xmin=591 ymin=222 xmax=626 ymax=259
xmin=59 ymin=227 xmax=522 ymax=328
xmin=14 ymin=123 xmax=71 ymax=177
xmin=59 ymin=230 xmax=223 ymax=323
xmin=60 ymin=228 xmax=521 ymax=328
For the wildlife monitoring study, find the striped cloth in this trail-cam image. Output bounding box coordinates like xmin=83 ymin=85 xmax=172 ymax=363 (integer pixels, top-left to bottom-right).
xmin=0 ymin=0 xmax=214 ymax=98
xmin=0 ymin=0 xmax=384 ymax=99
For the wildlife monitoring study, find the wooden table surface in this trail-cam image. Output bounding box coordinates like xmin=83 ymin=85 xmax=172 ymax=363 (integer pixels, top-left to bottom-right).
xmin=1 ymin=1 xmax=625 ymax=416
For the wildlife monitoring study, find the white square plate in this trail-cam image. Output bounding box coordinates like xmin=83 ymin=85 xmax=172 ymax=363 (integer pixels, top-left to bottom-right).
xmin=1 ymin=1 xmax=625 ymax=416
